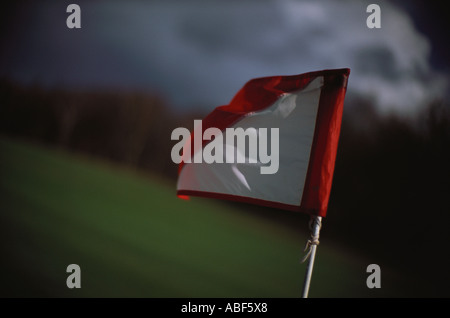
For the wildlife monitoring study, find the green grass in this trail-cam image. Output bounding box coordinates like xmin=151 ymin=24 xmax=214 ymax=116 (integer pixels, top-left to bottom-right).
xmin=0 ymin=136 xmax=396 ymax=297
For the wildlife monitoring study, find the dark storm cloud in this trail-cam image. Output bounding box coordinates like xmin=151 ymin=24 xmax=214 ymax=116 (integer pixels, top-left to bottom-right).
xmin=354 ymin=46 xmax=400 ymax=81
xmin=0 ymin=0 xmax=448 ymax=115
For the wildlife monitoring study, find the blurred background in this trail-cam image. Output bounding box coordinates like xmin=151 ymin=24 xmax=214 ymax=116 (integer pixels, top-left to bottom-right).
xmin=1 ymin=0 xmax=449 ymax=297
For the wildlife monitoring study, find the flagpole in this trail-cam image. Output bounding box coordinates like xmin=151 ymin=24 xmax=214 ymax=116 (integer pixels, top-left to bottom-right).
xmin=301 ymin=215 xmax=322 ymax=298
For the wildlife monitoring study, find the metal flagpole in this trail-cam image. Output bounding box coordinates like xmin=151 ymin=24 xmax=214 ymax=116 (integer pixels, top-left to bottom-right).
xmin=301 ymin=215 xmax=322 ymax=298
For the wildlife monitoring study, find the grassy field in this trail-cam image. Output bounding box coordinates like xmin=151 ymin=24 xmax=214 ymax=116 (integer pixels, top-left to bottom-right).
xmin=0 ymin=136 xmax=397 ymax=297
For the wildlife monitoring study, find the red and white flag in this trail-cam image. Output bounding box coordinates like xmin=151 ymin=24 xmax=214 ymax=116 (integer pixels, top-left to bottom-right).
xmin=176 ymin=68 xmax=350 ymax=217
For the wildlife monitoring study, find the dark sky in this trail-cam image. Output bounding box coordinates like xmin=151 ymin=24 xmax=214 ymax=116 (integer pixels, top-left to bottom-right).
xmin=391 ymin=1 xmax=450 ymax=72
xmin=1 ymin=0 xmax=449 ymax=115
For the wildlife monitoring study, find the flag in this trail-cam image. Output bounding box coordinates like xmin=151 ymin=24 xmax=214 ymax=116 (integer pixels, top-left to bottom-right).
xmin=176 ymin=68 xmax=350 ymax=217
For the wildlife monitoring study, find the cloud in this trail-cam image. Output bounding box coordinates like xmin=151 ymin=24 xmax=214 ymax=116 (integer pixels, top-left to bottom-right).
xmin=1 ymin=0 xmax=448 ymax=115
